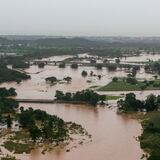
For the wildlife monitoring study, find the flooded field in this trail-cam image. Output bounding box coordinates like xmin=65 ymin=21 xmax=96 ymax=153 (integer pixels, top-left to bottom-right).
xmin=120 ymin=53 xmax=160 ymax=62
xmin=1 ymin=54 xmax=158 ymax=160
xmin=0 ymin=65 xmax=155 ymax=99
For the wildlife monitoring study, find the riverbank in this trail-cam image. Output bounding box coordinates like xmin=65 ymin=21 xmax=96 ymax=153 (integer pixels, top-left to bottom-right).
xmin=0 ymin=110 xmax=91 ymax=159
xmin=98 ymin=79 xmax=160 ymax=91
xmin=12 ymin=102 xmax=144 ymax=160
xmin=139 ymin=111 xmax=160 ymax=160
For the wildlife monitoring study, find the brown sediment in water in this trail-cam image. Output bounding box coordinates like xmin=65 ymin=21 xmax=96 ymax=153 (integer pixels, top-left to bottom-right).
xmin=0 ymin=56 xmax=152 ymax=160
xmin=10 ymin=103 xmax=144 ymax=160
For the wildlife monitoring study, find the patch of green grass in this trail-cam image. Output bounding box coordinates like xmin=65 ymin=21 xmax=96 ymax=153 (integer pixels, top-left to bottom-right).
xmin=10 ymin=130 xmax=30 ymax=141
xmin=10 ymin=131 xmax=30 ymax=141
xmin=97 ymin=80 xmax=143 ymax=91
xmin=97 ymin=79 xmax=160 ymax=91
xmin=105 ymin=95 xmax=123 ymax=100
xmin=3 ymin=141 xmax=34 ymax=154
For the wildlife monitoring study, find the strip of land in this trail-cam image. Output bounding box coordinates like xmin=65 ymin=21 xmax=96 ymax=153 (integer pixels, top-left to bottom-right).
xmin=97 ymin=78 xmax=160 ymax=91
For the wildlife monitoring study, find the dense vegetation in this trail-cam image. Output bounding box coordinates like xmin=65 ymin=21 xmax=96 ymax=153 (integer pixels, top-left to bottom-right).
xmin=145 ymin=61 xmax=160 ymax=74
xmin=1 ymin=36 xmax=160 ymax=61
xmin=70 ymin=63 xmax=78 ymax=69
xmin=106 ymin=63 xmax=117 ymax=71
xmin=12 ymin=62 xmax=30 ymax=69
xmin=0 ymin=88 xmax=89 ymax=155
xmin=140 ymin=112 xmax=160 ymax=160
xmin=45 ymin=76 xmax=72 ymax=84
xmin=55 ymin=89 xmax=106 ymax=105
xmin=18 ymin=107 xmax=68 ymax=143
xmin=0 ymin=98 xmax=18 ymax=115
xmin=81 ymin=70 xmax=88 ymax=77
xmin=118 ymin=93 xmax=160 ymax=112
xmin=0 ymin=87 xmax=17 ymax=97
xmin=59 ymin=62 xmax=66 ymax=68
xmin=63 ymin=76 xmax=72 ymax=83
xmin=45 ymin=76 xmax=58 ymax=83
xmin=0 ymin=88 xmax=18 ymax=122
xmin=0 ymin=64 xmax=30 ymax=83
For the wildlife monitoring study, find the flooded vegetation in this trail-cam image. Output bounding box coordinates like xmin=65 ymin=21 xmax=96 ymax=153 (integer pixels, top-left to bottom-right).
xmin=1 ymin=37 xmax=160 ymax=159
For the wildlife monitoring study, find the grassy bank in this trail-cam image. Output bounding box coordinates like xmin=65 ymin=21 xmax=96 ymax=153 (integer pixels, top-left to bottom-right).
xmin=98 ymin=79 xmax=160 ymax=91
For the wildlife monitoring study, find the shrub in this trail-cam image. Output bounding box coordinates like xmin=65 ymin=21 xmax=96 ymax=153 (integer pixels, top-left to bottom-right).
xmin=126 ymin=77 xmax=137 ymax=84
xmin=112 ymin=77 xmax=118 ymax=82
xmin=45 ymin=77 xmax=57 ymax=83
xmin=71 ymin=63 xmax=78 ymax=69
xmin=106 ymin=64 xmax=117 ymax=71
xmin=81 ymin=71 xmax=88 ymax=77
xmin=38 ymin=62 xmax=45 ymax=68
xmin=59 ymin=63 xmax=66 ymax=68
xmin=96 ymin=64 xmax=103 ymax=69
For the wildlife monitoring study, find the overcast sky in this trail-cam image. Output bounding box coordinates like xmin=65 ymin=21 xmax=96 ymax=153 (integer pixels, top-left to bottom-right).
xmin=0 ymin=0 xmax=160 ymax=36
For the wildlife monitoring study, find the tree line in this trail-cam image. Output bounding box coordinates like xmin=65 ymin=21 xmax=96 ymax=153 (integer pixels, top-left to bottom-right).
xmin=55 ymin=89 xmax=106 ymax=105
xmin=118 ymin=93 xmax=160 ymax=112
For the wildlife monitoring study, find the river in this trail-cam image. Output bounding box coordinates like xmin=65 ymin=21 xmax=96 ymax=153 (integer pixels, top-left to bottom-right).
xmin=0 ymin=55 xmax=152 ymax=160
xmin=16 ymin=103 xmax=143 ymax=160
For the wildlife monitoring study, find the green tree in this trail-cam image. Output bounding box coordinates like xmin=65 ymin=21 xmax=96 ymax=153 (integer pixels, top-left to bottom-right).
xmin=71 ymin=63 xmax=78 ymax=69
xmin=18 ymin=110 xmax=35 ymax=128
xmin=38 ymin=62 xmax=45 ymax=68
xmin=81 ymin=71 xmax=88 ymax=77
xmin=59 ymin=62 xmax=66 ymax=68
xmin=96 ymin=64 xmax=103 ymax=69
xmin=112 ymin=77 xmax=118 ymax=82
xmin=6 ymin=115 xmax=12 ymax=128
xmin=29 ymin=125 xmax=41 ymax=142
xmin=145 ymin=94 xmax=158 ymax=111
xmin=115 ymin=58 xmax=120 ymax=64
xmin=98 ymin=75 xmax=102 ymax=80
xmin=55 ymin=90 xmax=64 ymax=100
xmin=63 ymin=77 xmax=72 ymax=83
xmin=45 ymin=77 xmax=57 ymax=83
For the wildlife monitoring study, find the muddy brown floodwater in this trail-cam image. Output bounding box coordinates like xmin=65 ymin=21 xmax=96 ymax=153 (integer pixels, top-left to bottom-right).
xmin=0 ymin=65 xmax=155 ymax=99
xmin=16 ymin=103 xmax=144 ymax=160
xmin=0 ymin=60 xmax=150 ymax=160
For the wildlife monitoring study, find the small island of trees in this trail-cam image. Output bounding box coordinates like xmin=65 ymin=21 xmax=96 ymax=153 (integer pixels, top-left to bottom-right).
xmin=45 ymin=76 xmax=58 ymax=83
xmin=81 ymin=70 xmax=88 ymax=77
xmin=0 ymin=88 xmax=90 ymax=155
xmin=59 ymin=62 xmax=66 ymax=68
xmin=71 ymin=63 xmax=78 ymax=69
xmin=118 ymin=93 xmax=160 ymax=112
xmin=45 ymin=76 xmax=72 ymax=84
xmin=55 ymin=89 xmax=106 ymax=105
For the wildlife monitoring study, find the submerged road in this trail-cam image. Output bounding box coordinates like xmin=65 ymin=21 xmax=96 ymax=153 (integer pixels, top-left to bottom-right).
xmin=15 ymin=98 xmax=55 ymax=103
